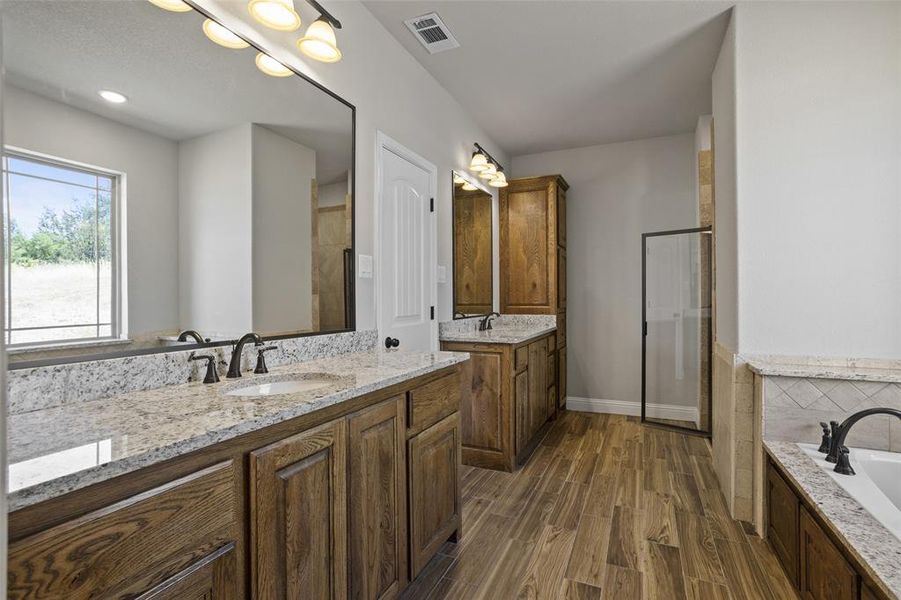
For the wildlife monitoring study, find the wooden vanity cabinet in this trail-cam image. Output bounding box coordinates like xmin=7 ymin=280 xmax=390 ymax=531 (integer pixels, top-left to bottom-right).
xmin=442 ymin=332 xmax=556 ymax=472
xmin=765 ymin=456 xmax=891 ymax=600
xmin=8 ymin=363 xmax=466 ymax=600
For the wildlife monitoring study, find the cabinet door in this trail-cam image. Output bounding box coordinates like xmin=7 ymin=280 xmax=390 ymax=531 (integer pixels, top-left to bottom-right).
xmin=251 ymin=419 xmax=347 ymax=600
xmin=461 ymin=350 xmax=505 ymax=453
xmin=500 ymin=182 xmax=554 ymax=313
xmin=558 ymin=345 xmax=567 ymax=409
xmin=800 ymin=507 xmax=857 ymax=600
xmin=528 ymin=338 xmax=548 ymax=431
xmin=766 ymin=461 xmax=799 ymax=586
xmin=515 ymin=369 xmax=530 ymax=453
xmin=347 ymin=397 xmax=407 ymax=600
xmin=408 ymin=413 xmax=461 ymax=578
xmin=137 ymin=543 xmax=237 ymax=600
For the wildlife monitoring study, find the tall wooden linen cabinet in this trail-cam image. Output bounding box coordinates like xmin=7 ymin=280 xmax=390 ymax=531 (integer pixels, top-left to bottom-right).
xmin=499 ymin=174 xmax=569 ymax=410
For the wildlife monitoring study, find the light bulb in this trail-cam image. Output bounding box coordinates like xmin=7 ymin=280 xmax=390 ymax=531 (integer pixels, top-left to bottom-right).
xmin=203 ymin=19 xmax=249 ymax=49
xmin=298 ymin=18 xmax=342 ymax=63
xmin=461 ymin=182 xmax=477 ymax=191
xmin=248 ymin=0 xmax=301 ymax=31
xmin=469 ymin=151 xmax=488 ymax=172
xmin=99 ymin=90 xmax=128 ymax=104
xmin=479 ymin=163 xmax=497 ymax=179
xmin=255 ymin=53 xmax=293 ymax=77
xmin=148 ymin=0 xmax=192 ymax=12
xmin=489 ymin=171 xmax=508 ymax=188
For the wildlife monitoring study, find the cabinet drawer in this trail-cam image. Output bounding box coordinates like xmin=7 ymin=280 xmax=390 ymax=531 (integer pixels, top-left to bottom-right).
xmin=408 ymin=373 xmax=460 ymax=436
xmin=9 ymin=461 xmax=239 ymax=600
xmin=515 ymin=346 xmax=529 ymax=372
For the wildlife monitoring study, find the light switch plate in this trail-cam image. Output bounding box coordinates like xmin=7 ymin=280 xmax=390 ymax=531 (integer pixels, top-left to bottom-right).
xmin=358 ymin=254 xmax=373 ymax=278
xmin=437 ymin=265 xmax=447 ymax=284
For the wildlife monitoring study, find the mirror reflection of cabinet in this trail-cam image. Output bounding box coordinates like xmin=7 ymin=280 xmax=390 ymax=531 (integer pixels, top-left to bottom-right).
xmin=452 ymin=174 xmax=494 ymax=316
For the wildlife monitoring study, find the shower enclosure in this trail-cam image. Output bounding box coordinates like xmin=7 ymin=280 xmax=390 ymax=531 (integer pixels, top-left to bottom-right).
xmin=641 ymin=226 xmax=712 ymax=435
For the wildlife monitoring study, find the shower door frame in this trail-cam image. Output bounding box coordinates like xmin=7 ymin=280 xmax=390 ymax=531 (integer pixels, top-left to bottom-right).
xmin=640 ymin=225 xmax=713 ymax=437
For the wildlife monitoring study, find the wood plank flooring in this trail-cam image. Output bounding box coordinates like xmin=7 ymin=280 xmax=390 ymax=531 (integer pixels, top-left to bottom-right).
xmin=402 ymin=411 xmax=796 ymax=600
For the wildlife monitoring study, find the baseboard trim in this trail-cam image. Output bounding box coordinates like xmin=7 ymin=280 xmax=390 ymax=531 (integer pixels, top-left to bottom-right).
xmin=566 ymin=396 xmax=699 ymax=423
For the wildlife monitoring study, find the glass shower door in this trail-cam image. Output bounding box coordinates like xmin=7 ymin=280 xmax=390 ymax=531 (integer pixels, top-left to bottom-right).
xmin=641 ymin=227 xmax=712 ymax=435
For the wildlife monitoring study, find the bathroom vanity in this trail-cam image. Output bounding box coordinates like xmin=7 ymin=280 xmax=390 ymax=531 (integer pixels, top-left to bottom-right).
xmin=440 ymin=316 xmax=557 ymax=471
xmin=7 ymin=350 xmax=468 ymax=599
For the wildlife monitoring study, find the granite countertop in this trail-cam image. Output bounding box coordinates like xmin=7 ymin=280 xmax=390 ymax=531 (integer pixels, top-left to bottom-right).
xmin=748 ymin=360 xmax=901 ymax=384
xmin=8 ymin=349 xmax=469 ymax=512
xmin=439 ymin=324 xmax=556 ymax=345
xmin=765 ymin=440 xmax=901 ymax=599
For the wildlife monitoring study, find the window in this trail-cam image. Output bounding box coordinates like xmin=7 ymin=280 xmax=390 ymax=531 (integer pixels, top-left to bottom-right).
xmin=2 ymin=151 xmax=120 ymax=347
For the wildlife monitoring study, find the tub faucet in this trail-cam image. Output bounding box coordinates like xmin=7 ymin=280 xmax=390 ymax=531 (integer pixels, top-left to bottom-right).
xmin=227 ymin=332 xmax=263 ymax=378
xmin=826 ymin=407 xmax=901 ymax=475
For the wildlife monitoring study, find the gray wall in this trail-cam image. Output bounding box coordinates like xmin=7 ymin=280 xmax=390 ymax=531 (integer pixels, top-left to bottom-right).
xmin=5 ymin=85 xmax=180 ymax=338
xmin=512 ymin=133 xmax=696 ymax=405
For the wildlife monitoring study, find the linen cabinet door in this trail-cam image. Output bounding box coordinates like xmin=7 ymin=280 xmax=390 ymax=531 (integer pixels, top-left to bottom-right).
xmin=408 ymin=413 xmax=462 ymax=578
xmin=250 ymin=419 xmax=348 ymax=600
xmin=347 ymin=397 xmax=407 ymax=600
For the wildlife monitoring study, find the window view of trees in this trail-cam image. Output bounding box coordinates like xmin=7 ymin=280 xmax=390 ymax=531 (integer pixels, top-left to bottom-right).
xmin=9 ymin=196 xmax=111 ymax=266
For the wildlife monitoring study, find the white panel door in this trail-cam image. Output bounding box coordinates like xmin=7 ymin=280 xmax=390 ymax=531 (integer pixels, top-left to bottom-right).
xmin=377 ymin=142 xmax=435 ymax=351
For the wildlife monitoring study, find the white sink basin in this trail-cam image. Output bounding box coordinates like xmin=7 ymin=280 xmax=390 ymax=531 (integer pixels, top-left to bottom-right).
xmin=225 ymin=378 xmax=334 ymax=397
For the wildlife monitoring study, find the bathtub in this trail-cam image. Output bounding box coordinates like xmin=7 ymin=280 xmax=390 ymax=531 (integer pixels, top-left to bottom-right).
xmin=798 ymin=443 xmax=901 ymax=541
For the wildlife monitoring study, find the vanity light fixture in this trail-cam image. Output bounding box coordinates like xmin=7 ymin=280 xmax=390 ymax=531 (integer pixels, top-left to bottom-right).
xmin=248 ymin=0 xmax=302 ymax=32
xmin=255 ymin=52 xmax=293 ymax=77
xmin=98 ymin=90 xmax=128 ymax=104
xmin=202 ymin=19 xmax=250 ymax=49
xmin=148 ymin=0 xmax=192 ymax=12
xmin=469 ymin=143 xmax=506 ymax=186
xmin=461 ymin=182 xmax=477 ymax=191
xmin=298 ymin=16 xmax=342 ymax=63
xmin=452 ymin=173 xmax=466 ymax=185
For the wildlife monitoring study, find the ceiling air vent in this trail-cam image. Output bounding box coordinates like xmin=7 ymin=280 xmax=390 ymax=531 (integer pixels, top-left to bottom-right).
xmin=404 ymin=12 xmax=459 ymax=54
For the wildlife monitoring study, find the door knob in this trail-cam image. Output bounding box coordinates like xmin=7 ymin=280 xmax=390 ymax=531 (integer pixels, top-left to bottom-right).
xmin=384 ymin=337 xmax=400 ymax=349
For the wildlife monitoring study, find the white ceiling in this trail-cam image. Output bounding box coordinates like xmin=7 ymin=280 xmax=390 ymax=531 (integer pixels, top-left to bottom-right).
xmin=4 ymin=0 xmax=353 ymax=184
xmin=364 ymin=1 xmax=732 ymax=157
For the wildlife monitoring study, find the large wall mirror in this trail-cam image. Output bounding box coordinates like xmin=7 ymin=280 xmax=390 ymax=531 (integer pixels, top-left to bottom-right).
xmin=452 ymin=171 xmax=494 ymax=317
xmin=3 ymin=0 xmax=355 ymax=366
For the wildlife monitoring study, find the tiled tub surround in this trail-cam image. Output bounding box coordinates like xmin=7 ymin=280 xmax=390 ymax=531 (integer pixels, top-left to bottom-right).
xmin=766 ymin=440 xmax=901 ymax=599
xmin=8 ymin=347 xmax=469 ymax=511
xmin=8 ymin=329 xmax=378 ymax=415
xmin=438 ymin=314 xmax=556 ymax=344
xmin=753 ymin=365 xmax=901 ymax=452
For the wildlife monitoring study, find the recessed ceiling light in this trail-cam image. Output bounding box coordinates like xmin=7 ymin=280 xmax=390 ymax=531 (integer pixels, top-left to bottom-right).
xmin=148 ymin=0 xmax=192 ymax=12
xmin=98 ymin=90 xmax=128 ymax=104
xmin=202 ymin=19 xmax=249 ymax=49
xmin=254 ymin=53 xmax=293 ymax=77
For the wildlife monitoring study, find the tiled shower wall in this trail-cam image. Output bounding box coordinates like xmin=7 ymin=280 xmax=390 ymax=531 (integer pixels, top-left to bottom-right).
xmin=763 ymin=376 xmax=901 ymax=451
